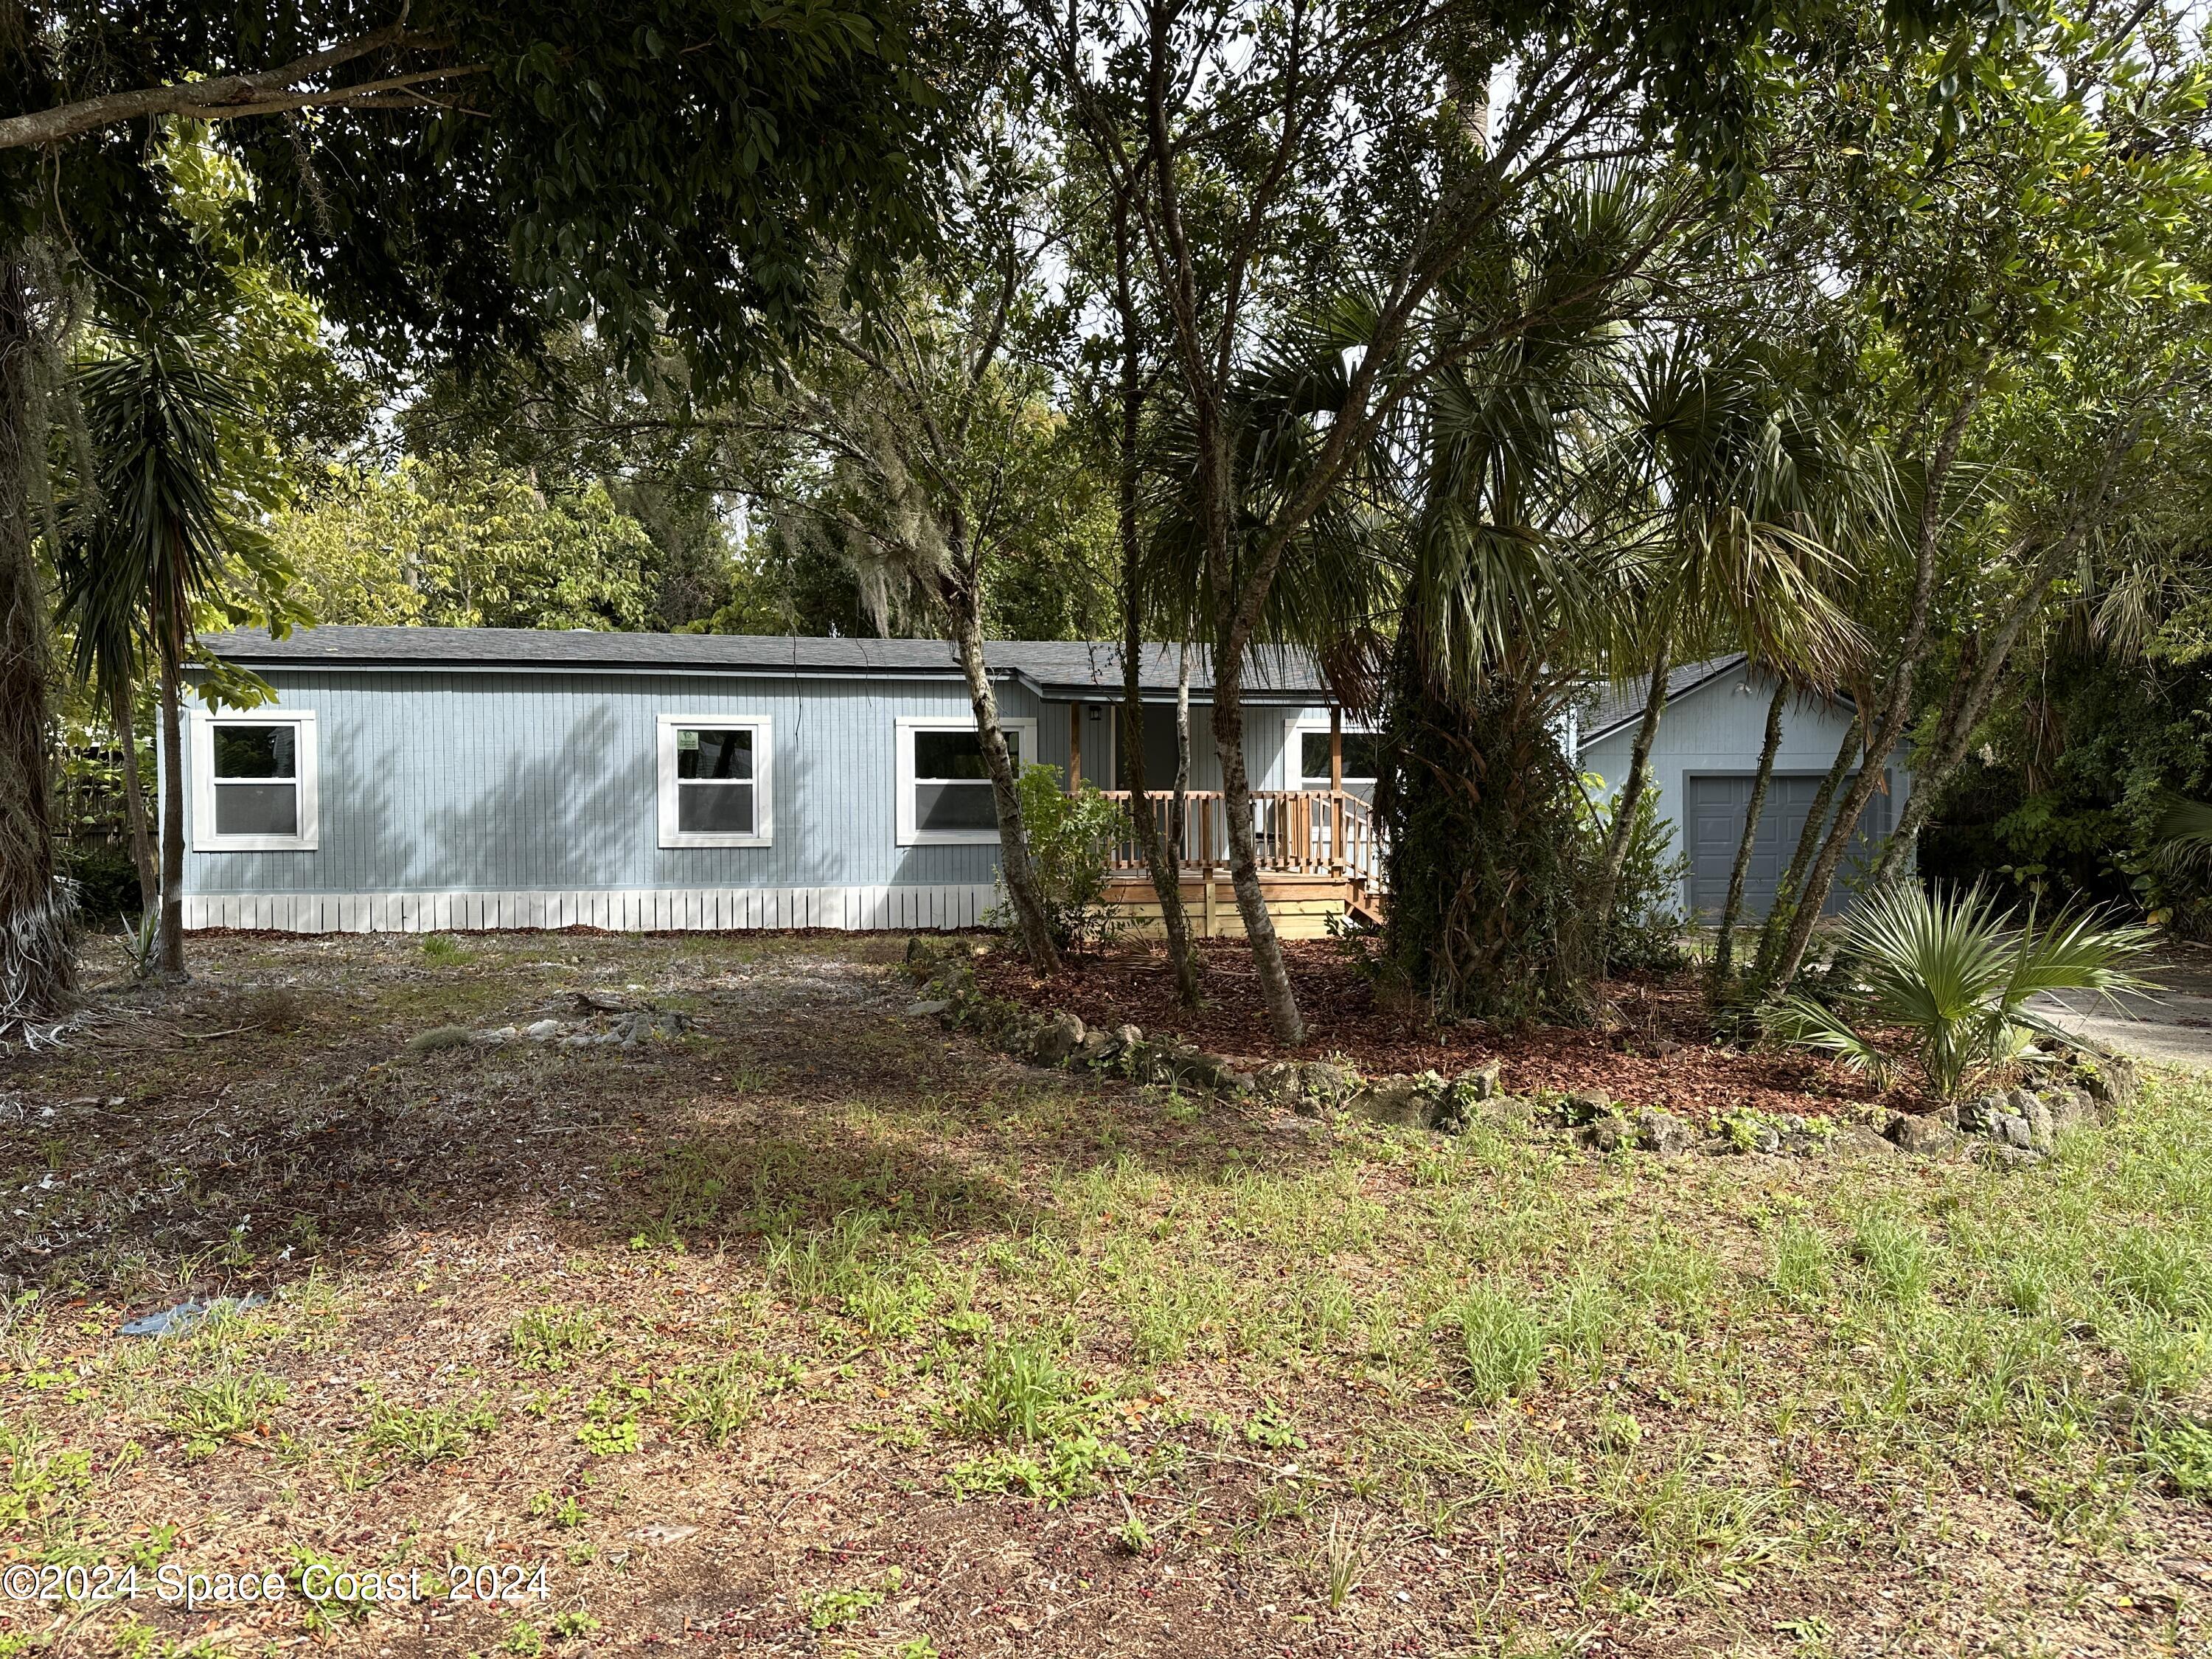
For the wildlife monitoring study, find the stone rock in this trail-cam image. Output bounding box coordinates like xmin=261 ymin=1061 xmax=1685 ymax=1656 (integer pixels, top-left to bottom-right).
xmin=1836 ymin=1121 xmax=1902 ymax=1158
xmin=2047 ymin=1086 xmax=2094 ymax=1134
xmin=2024 ymin=1094 xmax=2056 ymax=1151
xmin=1958 ymin=1093 xmax=2007 ymax=1135
xmin=1074 ymin=1028 xmax=1116 ymax=1063
xmin=1174 ymin=1051 xmax=1253 ymax=1094
xmin=1455 ymin=1061 xmax=1503 ymax=1102
xmin=1886 ymin=1113 xmax=1961 ymax=1156
xmin=905 ymin=998 xmax=953 ymax=1019
xmin=2081 ymin=1054 xmax=2140 ymax=1110
xmin=1564 ymin=1091 xmax=1612 ymax=1127
xmin=1424 ymin=1075 xmax=1477 ymax=1135
xmin=1480 ymin=1093 xmax=1537 ymax=1130
xmin=523 ymin=1018 xmax=564 ymax=1041
xmin=1299 ymin=1062 xmax=1360 ymax=1107
xmin=1992 ymin=1111 xmax=2034 ymax=1150
xmin=1355 ymin=1078 xmax=1435 ymax=1130
xmin=1635 ymin=1109 xmax=1692 ymax=1157
xmin=1112 ymin=1024 xmax=1144 ymax=1060
xmin=1030 ymin=1012 xmax=1086 ymax=1066
xmin=1585 ymin=1112 xmax=1634 ymax=1153
xmin=1253 ymin=1061 xmax=1304 ymax=1102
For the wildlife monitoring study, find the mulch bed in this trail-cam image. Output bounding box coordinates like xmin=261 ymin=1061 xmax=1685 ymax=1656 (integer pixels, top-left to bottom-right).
xmin=975 ymin=938 xmax=1894 ymax=1121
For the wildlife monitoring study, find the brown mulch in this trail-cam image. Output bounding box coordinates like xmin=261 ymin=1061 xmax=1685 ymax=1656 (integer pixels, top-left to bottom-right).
xmin=975 ymin=938 xmax=1896 ymax=1121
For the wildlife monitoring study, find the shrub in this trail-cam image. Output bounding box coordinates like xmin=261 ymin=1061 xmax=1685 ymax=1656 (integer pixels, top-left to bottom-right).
xmin=1771 ymin=882 xmax=2152 ymax=1099
xmin=1581 ymin=779 xmax=1688 ymax=973
xmin=988 ymin=764 xmax=1122 ymax=951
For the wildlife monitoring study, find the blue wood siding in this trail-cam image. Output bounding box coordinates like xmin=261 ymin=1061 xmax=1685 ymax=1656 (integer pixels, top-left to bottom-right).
xmin=181 ymin=669 xmax=1314 ymax=900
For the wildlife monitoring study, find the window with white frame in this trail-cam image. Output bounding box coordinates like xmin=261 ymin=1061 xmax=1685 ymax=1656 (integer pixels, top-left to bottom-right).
xmin=1286 ymin=717 xmax=1381 ymax=800
xmin=658 ymin=715 xmax=773 ymax=847
xmin=192 ymin=709 xmax=318 ymax=850
xmin=896 ymin=717 xmax=1035 ymax=845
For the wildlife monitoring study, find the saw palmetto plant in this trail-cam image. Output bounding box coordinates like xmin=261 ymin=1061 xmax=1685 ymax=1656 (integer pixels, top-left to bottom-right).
xmin=1773 ymin=882 xmax=2154 ymax=1099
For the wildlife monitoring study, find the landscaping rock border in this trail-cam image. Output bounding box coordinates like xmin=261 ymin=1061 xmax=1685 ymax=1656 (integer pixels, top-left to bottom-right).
xmin=1882 ymin=1049 xmax=2136 ymax=1166
xmin=901 ymin=936 xmax=1878 ymax=1163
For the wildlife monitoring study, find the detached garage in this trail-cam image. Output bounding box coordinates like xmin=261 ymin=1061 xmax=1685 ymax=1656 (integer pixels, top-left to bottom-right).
xmin=1574 ymin=656 xmax=1910 ymax=921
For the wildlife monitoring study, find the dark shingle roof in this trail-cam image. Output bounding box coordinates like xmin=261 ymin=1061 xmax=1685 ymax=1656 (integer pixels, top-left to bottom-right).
xmin=1580 ymin=655 xmax=1749 ymax=742
xmin=195 ymin=627 xmax=1328 ymax=703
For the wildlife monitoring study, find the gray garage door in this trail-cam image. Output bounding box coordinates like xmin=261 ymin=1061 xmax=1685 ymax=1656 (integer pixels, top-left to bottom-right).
xmin=1688 ymin=773 xmax=1894 ymax=919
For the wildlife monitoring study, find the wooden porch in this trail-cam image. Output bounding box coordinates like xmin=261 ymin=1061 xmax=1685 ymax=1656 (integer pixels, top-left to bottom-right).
xmin=1094 ymin=789 xmax=1386 ymax=936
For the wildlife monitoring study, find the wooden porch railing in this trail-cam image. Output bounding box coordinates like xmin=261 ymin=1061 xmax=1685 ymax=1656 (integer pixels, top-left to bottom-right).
xmin=1094 ymin=790 xmax=1385 ymax=893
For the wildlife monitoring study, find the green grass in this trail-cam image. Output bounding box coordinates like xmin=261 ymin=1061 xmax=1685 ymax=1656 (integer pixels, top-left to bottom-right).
xmin=511 ymin=1308 xmax=599 ymax=1371
xmin=1453 ymin=1284 xmax=1546 ymax=1404
xmin=7 ymin=932 xmax=2211 ymax=1655
xmin=167 ymin=1372 xmax=287 ymax=1453
xmin=363 ymin=1394 xmax=499 ymax=1464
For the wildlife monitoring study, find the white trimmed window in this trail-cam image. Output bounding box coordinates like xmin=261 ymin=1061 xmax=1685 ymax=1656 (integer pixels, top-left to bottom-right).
xmin=1284 ymin=717 xmax=1381 ymax=800
xmin=191 ymin=709 xmax=319 ymax=851
xmin=896 ymin=717 xmax=1035 ymax=846
xmin=658 ymin=715 xmax=773 ymax=848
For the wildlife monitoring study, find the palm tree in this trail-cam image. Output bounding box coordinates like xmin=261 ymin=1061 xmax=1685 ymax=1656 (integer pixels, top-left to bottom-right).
xmin=1373 ymin=173 xmax=1673 ymax=1020
xmin=1140 ymin=307 xmax=1400 ymax=1039
xmin=63 ymin=331 xmax=240 ymax=979
xmin=53 ymin=532 xmax=157 ymax=927
xmin=1773 ymin=883 xmax=2151 ymax=1099
xmin=1585 ymin=338 xmax=1865 ymax=967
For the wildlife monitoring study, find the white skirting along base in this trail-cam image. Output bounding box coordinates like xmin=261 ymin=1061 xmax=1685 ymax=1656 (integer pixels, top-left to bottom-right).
xmin=181 ymin=884 xmax=999 ymax=935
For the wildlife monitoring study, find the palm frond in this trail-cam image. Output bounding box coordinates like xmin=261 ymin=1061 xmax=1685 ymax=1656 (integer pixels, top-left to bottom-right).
xmin=1767 ymin=994 xmax=1895 ymax=1086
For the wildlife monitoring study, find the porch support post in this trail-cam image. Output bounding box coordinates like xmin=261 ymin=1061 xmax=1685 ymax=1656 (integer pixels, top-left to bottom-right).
xmin=1329 ymin=708 xmax=1343 ymax=869
xmin=1069 ymin=704 xmax=1082 ymax=792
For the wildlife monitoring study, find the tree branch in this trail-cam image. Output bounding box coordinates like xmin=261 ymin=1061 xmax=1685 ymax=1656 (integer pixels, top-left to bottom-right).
xmin=0 ymin=28 xmax=482 ymax=150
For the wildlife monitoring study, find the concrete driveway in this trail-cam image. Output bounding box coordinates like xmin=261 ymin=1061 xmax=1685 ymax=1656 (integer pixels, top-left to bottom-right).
xmin=2031 ymin=940 xmax=2212 ymax=1069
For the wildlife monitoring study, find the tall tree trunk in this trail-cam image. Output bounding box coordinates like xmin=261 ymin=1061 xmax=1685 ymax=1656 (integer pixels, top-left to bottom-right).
xmin=1864 ymin=532 xmax=2112 ymax=894
xmin=0 ymin=251 xmax=72 ymax=1031
xmin=1764 ymin=388 xmax=1987 ymax=990
xmin=1211 ymin=652 xmax=1303 ymax=1042
xmin=111 ymin=678 xmax=156 ymax=917
xmin=947 ymin=593 xmax=1061 ymax=973
xmin=1107 ymin=190 xmax=1199 ymax=1006
xmin=1750 ymin=714 xmax=1857 ymax=988
xmin=1378 ymin=630 xmax=1590 ymax=1020
xmin=1121 ymin=651 xmax=1200 ymax=1005
xmin=1708 ymin=679 xmax=1786 ymax=1000
xmin=1590 ymin=646 xmax=1669 ymax=968
xmin=156 ymin=648 xmax=187 ymax=979
xmin=1172 ymin=643 xmax=1191 ymax=858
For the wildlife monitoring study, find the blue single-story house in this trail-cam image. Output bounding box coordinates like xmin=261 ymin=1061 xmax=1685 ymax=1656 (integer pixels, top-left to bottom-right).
xmin=1573 ymin=655 xmax=1911 ymax=920
xmin=175 ymin=630 xmax=1901 ymax=936
xmin=177 ymin=627 xmax=1372 ymax=935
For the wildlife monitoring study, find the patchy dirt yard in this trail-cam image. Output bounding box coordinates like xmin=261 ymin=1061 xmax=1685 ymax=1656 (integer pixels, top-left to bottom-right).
xmin=2 ymin=931 xmax=2208 ymax=1659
